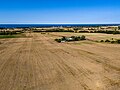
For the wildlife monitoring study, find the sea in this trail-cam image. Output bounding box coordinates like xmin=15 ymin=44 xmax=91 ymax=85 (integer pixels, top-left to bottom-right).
xmin=0 ymin=24 xmax=120 ymax=28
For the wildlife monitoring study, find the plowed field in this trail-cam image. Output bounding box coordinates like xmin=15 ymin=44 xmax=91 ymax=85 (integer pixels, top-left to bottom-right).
xmin=0 ymin=33 xmax=120 ymax=90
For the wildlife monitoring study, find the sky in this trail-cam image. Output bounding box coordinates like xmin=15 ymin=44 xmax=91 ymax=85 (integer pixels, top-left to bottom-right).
xmin=0 ymin=0 xmax=120 ymax=24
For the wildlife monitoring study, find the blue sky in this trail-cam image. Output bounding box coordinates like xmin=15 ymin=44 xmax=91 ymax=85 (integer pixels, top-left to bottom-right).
xmin=0 ymin=0 xmax=120 ymax=24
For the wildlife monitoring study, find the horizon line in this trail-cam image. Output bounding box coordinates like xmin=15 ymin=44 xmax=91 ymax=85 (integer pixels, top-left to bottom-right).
xmin=0 ymin=23 xmax=120 ymax=24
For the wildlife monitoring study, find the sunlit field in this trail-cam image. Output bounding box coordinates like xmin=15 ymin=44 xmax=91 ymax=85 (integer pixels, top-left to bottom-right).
xmin=0 ymin=32 xmax=119 ymax=90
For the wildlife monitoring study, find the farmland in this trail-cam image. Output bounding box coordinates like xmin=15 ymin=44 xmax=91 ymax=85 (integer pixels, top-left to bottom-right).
xmin=0 ymin=32 xmax=120 ymax=90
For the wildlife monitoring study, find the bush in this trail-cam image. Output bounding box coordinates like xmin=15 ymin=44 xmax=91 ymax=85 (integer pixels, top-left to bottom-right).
xmin=61 ymin=36 xmax=66 ymax=40
xmin=70 ymin=36 xmax=75 ymax=40
xmin=100 ymin=40 xmax=104 ymax=42
xmin=80 ymin=35 xmax=86 ymax=40
xmin=119 ymin=26 xmax=120 ymax=29
xmin=105 ymin=39 xmax=110 ymax=42
xmin=71 ymin=36 xmax=76 ymax=38
xmin=116 ymin=39 xmax=120 ymax=44
xmin=74 ymin=37 xmax=80 ymax=41
xmin=55 ymin=39 xmax=62 ymax=43
xmin=111 ymin=41 xmax=116 ymax=44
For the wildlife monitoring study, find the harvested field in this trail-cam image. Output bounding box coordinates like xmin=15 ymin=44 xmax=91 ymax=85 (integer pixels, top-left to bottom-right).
xmin=0 ymin=32 xmax=120 ymax=90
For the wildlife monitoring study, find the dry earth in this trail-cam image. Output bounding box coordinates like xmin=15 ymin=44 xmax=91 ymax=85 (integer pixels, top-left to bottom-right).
xmin=0 ymin=32 xmax=120 ymax=90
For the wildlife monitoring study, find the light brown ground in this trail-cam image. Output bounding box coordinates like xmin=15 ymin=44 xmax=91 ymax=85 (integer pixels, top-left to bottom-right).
xmin=0 ymin=32 xmax=120 ymax=90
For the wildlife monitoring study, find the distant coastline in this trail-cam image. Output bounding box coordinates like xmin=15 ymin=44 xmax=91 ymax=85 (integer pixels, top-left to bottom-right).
xmin=0 ymin=24 xmax=120 ymax=28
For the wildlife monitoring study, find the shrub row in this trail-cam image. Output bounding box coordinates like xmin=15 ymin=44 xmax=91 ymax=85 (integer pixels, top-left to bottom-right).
xmin=90 ymin=30 xmax=120 ymax=34
xmin=33 ymin=29 xmax=74 ymax=32
xmin=0 ymin=31 xmax=23 ymax=35
xmin=100 ymin=39 xmax=120 ymax=44
xmin=78 ymin=30 xmax=120 ymax=34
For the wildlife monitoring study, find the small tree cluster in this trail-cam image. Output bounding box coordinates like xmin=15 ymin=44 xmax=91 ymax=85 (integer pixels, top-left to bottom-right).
xmin=55 ymin=35 xmax=86 ymax=43
xmin=118 ymin=26 xmax=120 ymax=30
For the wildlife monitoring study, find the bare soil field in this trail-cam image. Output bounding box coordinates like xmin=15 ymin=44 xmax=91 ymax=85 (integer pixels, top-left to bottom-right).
xmin=0 ymin=32 xmax=120 ymax=90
